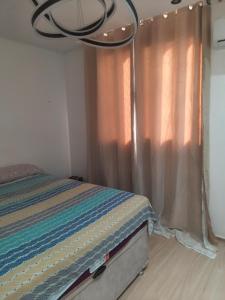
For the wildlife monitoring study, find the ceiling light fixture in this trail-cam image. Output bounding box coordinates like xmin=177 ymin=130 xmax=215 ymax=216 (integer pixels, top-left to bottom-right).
xmin=31 ymin=0 xmax=139 ymax=48
xmin=171 ymin=0 xmax=182 ymax=4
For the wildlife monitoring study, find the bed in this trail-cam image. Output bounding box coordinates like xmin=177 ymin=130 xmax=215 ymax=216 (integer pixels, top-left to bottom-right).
xmin=0 ymin=165 xmax=156 ymax=300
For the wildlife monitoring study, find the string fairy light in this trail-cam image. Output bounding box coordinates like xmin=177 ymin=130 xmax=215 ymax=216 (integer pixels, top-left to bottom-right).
xmin=139 ymin=19 xmax=144 ymax=26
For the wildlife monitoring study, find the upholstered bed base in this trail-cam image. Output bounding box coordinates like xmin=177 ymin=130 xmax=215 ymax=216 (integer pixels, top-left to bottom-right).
xmin=62 ymin=225 xmax=149 ymax=300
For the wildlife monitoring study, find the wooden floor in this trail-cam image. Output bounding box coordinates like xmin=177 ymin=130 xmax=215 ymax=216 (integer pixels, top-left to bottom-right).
xmin=120 ymin=235 xmax=225 ymax=300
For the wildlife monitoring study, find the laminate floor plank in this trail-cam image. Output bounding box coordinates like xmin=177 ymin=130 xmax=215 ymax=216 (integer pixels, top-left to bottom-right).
xmin=120 ymin=235 xmax=225 ymax=300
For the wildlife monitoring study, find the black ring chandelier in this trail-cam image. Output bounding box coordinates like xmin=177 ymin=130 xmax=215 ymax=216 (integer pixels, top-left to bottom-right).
xmin=31 ymin=0 xmax=139 ymax=48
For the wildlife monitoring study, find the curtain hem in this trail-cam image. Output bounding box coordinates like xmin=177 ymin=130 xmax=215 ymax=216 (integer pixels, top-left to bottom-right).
xmin=153 ymin=221 xmax=217 ymax=259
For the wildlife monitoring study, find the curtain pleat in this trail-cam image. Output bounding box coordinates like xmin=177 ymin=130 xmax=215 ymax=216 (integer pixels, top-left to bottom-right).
xmin=85 ymin=35 xmax=133 ymax=191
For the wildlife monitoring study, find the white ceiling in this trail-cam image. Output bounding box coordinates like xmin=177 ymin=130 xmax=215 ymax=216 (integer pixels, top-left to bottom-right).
xmin=0 ymin=0 xmax=202 ymax=52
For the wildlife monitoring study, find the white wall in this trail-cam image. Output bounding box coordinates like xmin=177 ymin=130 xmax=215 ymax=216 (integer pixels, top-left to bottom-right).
xmin=210 ymin=49 xmax=225 ymax=239
xmin=0 ymin=37 xmax=71 ymax=177
xmin=64 ymin=47 xmax=87 ymax=179
xmin=209 ymin=3 xmax=225 ymax=238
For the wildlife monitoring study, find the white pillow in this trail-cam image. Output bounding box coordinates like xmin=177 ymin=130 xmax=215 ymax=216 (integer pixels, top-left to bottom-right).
xmin=0 ymin=164 xmax=43 ymax=184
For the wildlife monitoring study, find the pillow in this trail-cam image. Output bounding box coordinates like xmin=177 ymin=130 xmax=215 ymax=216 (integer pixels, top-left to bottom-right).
xmin=0 ymin=164 xmax=43 ymax=184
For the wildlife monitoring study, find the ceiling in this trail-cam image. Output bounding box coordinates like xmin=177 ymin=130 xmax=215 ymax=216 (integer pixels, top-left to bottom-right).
xmin=0 ymin=0 xmax=202 ymax=52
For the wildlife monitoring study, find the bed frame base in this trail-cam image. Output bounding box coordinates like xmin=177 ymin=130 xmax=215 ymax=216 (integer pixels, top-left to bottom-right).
xmin=62 ymin=225 xmax=149 ymax=300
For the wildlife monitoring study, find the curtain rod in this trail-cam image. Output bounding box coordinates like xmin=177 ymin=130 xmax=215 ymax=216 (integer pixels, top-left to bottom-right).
xmin=102 ymin=1 xmax=210 ymax=35
xmin=139 ymin=1 xmax=208 ymax=24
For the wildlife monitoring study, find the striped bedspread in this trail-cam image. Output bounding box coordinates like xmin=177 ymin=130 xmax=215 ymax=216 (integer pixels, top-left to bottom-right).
xmin=0 ymin=174 xmax=155 ymax=300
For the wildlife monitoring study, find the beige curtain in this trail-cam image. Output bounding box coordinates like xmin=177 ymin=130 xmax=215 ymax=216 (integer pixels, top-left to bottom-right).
xmin=135 ymin=5 xmax=202 ymax=238
xmin=85 ymin=30 xmax=133 ymax=191
xmin=85 ymin=4 xmax=216 ymax=256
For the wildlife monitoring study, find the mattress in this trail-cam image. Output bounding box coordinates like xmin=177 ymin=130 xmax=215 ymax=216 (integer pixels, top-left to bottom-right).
xmin=0 ymin=174 xmax=156 ymax=300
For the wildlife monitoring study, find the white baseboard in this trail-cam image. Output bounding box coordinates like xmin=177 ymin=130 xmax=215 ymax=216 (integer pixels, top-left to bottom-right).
xmin=216 ymin=234 xmax=225 ymax=240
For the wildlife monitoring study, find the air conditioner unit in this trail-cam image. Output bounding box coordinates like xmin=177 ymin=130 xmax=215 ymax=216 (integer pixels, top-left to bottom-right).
xmin=213 ymin=18 xmax=225 ymax=48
